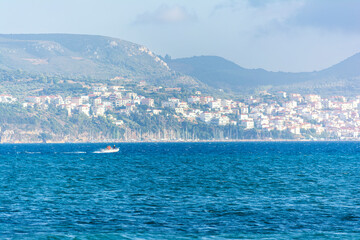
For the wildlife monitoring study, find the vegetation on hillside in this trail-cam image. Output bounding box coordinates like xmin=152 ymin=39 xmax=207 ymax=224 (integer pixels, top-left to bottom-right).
xmin=0 ymin=103 xmax=123 ymax=142
xmin=166 ymin=55 xmax=360 ymax=96
xmin=0 ymin=34 xmax=200 ymax=88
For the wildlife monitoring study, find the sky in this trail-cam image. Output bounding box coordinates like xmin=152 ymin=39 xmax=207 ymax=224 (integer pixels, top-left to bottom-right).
xmin=0 ymin=0 xmax=359 ymax=72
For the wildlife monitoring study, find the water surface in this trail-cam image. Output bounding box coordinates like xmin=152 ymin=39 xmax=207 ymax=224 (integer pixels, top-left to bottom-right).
xmin=1 ymin=142 xmax=360 ymax=239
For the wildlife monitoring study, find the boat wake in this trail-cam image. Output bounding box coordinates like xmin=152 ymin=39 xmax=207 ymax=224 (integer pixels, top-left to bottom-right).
xmin=63 ymin=151 xmax=86 ymax=154
xmin=23 ymin=151 xmax=87 ymax=154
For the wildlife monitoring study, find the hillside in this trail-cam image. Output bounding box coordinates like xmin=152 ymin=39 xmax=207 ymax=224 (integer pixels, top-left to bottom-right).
xmin=0 ymin=34 xmax=200 ymax=88
xmin=1 ymin=33 xmax=359 ymax=96
xmin=166 ymin=54 xmax=360 ymax=95
xmin=319 ymin=52 xmax=360 ymax=78
xmin=0 ymin=103 xmax=123 ymax=143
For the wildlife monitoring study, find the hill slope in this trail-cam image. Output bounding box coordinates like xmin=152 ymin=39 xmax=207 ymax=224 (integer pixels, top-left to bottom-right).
xmin=0 ymin=34 xmax=199 ymax=87
xmin=166 ymin=54 xmax=360 ymax=95
xmin=1 ymin=33 xmax=359 ymax=95
xmin=167 ymin=56 xmax=310 ymax=88
xmin=319 ymin=52 xmax=360 ymax=78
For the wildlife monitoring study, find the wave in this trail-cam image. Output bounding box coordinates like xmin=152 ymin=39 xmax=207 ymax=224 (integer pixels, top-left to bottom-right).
xmin=24 ymin=151 xmax=42 ymax=154
xmin=93 ymin=151 xmax=106 ymax=154
xmin=63 ymin=151 xmax=86 ymax=154
xmin=21 ymin=151 xmax=87 ymax=154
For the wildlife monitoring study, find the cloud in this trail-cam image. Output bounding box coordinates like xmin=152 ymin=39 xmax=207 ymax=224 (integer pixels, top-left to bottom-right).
xmin=129 ymin=0 xmax=360 ymax=72
xmin=290 ymin=0 xmax=360 ymax=32
xmin=211 ymin=0 xmax=304 ymax=34
xmin=211 ymin=0 xmax=359 ymax=34
xmin=135 ymin=5 xmax=196 ymax=25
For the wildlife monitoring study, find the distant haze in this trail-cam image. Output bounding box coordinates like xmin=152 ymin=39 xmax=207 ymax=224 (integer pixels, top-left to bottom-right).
xmin=0 ymin=0 xmax=359 ymax=72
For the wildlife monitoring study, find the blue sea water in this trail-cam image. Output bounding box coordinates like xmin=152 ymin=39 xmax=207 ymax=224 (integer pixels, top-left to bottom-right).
xmin=1 ymin=142 xmax=360 ymax=239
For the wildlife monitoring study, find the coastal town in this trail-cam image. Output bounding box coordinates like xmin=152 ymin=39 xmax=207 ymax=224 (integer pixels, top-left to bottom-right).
xmin=1 ymin=80 xmax=360 ymax=141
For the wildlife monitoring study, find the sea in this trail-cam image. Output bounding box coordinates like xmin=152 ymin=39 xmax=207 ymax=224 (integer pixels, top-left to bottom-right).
xmin=1 ymin=142 xmax=360 ymax=239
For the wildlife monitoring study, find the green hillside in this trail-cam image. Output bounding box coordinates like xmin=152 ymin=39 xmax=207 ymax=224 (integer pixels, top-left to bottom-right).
xmin=0 ymin=34 xmax=200 ymax=88
xmin=166 ymin=54 xmax=360 ymax=95
xmin=1 ymin=33 xmax=360 ymax=96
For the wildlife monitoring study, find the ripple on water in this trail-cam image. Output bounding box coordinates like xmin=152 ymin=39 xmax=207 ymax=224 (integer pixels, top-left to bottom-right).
xmin=1 ymin=142 xmax=360 ymax=239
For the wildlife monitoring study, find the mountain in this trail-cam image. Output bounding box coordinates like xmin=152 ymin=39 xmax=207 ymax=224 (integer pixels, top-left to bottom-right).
xmin=319 ymin=52 xmax=360 ymax=78
xmin=166 ymin=56 xmax=308 ymax=88
xmin=0 ymin=34 xmax=199 ymax=87
xmin=1 ymin=33 xmax=359 ymax=96
xmin=166 ymin=54 xmax=360 ymax=95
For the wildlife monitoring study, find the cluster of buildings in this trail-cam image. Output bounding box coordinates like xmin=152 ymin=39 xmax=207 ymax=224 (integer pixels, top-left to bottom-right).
xmin=21 ymin=84 xmax=158 ymax=125
xmin=0 ymin=94 xmax=17 ymax=103
xmin=155 ymin=90 xmax=360 ymax=139
xmin=183 ymin=91 xmax=360 ymax=139
xmin=3 ymin=82 xmax=360 ymax=139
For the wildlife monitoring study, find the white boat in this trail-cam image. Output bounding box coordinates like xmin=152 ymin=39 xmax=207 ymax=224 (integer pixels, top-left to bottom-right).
xmin=101 ymin=148 xmax=119 ymax=153
xmin=94 ymin=147 xmax=119 ymax=153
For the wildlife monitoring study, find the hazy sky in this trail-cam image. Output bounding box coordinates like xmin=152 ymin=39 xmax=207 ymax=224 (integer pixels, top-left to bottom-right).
xmin=0 ymin=0 xmax=359 ymax=72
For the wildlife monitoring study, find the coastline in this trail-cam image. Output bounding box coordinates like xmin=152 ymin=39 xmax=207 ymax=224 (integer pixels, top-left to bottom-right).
xmin=1 ymin=139 xmax=358 ymax=144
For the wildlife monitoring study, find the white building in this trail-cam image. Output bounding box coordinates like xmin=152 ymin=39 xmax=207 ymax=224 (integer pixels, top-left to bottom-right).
xmin=200 ymin=112 xmax=213 ymax=123
xmin=71 ymin=97 xmax=82 ymax=106
xmin=217 ymin=116 xmax=230 ymax=126
xmin=305 ymin=94 xmax=321 ymax=102
xmin=162 ymin=101 xmax=177 ymax=109
xmin=93 ymin=104 xmax=106 ymax=117
xmin=141 ymin=98 xmax=155 ymax=107
xmin=209 ymin=101 xmax=221 ymax=109
xmin=188 ymin=96 xmax=200 ymax=104
xmin=78 ymin=105 xmax=90 ymax=116
xmin=115 ymin=98 xmax=132 ymax=107
xmin=0 ymin=94 xmax=17 ymax=103
xmin=239 ymin=114 xmax=249 ymax=120
xmin=240 ymin=119 xmax=254 ymax=129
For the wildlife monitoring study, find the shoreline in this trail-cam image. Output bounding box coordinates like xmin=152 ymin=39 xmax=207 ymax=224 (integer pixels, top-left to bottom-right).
xmin=1 ymin=139 xmax=360 ymax=144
